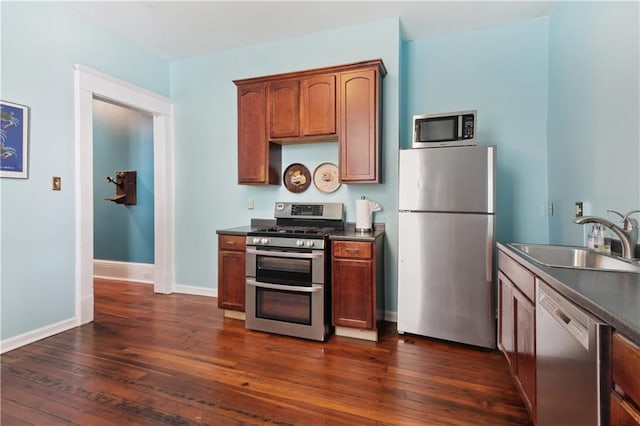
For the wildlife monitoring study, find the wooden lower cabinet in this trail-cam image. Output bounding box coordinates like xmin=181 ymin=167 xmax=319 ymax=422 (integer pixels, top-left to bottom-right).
xmin=217 ymin=234 xmax=246 ymax=316
xmin=513 ymin=286 xmax=536 ymax=415
xmin=331 ymin=236 xmax=384 ymax=341
xmin=498 ymin=250 xmax=536 ymax=423
xmin=612 ymin=332 xmax=640 ymax=425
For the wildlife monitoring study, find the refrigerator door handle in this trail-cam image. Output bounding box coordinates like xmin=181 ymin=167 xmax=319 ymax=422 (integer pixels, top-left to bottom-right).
xmin=486 ymin=216 xmax=494 ymax=283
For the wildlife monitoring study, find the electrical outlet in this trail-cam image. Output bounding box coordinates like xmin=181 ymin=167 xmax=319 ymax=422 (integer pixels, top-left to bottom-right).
xmin=52 ymin=177 xmax=61 ymax=191
xmin=248 ymin=198 xmax=254 ymax=210
xmin=575 ymin=201 xmax=583 ymax=217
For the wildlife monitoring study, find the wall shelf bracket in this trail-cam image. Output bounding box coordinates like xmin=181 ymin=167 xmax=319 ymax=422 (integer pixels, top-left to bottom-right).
xmin=105 ymin=170 xmax=137 ymax=205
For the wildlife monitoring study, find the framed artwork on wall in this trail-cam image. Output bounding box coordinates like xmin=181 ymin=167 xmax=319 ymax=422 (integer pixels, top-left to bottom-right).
xmin=1 ymin=100 xmax=30 ymax=178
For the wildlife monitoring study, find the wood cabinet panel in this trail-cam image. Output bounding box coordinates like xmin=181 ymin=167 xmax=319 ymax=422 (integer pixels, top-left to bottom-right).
xmin=613 ymin=332 xmax=640 ymax=416
xmin=217 ymin=235 xmax=246 ymax=312
xmin=513 ymin=287 xmax=536 ymax=416
xmin=301 ymin=74 xmax=336 ymax=137
xmin=497 ymin=247 xmax=537 ymax=424
xmin=237 ymin=83 xmax=280 ymax=184
xmin=332 ymin=240 xmax=372 ymax=260
xmin=339 ymin=68 xmax=379 ymax=183
xmin=332 ymin=257 xmax=374 ymax=329
xmin=612 ymin=391 xmax=640 ymax=426
xmin=498 ymin=251 xmax=535 ymax=302
xmin=268 ymin=80 xmax=300 ymax=139
xmin=498 ymin=271 xmax=515 ymax=369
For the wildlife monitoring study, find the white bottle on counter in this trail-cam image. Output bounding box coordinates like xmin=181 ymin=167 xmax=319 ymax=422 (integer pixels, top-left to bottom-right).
xmin=594 ymin=224 xmax=611 ymax=254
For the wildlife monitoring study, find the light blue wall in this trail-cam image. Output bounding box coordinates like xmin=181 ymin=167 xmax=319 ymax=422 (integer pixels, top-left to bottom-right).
xmin=93 ymin=100 xmax=155 ymax=264
xmin=547 ymin=1 xmax=640 ymax=245
xmin=0 ymin=2 xmax=169 ymax=340
xmin=403 ymin=18 xmax=550 ymax=244
xmin=171 ymin=18 xmax=402 ymax=310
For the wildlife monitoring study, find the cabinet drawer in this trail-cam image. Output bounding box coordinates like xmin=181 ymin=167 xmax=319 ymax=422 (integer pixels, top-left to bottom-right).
xmin=611 ymin=391 xmax=640 ymax=426
xmin=499 ymin=250 xmax=535 ymax=302
xmin=613 ymin=332 xmax=640 ymax=407
xmin=333 ymin=241 xmax=372 ymax=259
xmin=218 ymin=234 xmax=246 ymax=251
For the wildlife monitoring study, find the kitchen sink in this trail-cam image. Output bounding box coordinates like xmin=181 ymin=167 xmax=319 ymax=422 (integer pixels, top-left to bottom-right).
xmin=508 ymin=243 xmax=640 ymax=273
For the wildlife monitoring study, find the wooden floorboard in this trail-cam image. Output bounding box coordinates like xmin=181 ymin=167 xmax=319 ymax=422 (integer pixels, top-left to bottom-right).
xmin=1 ymin=278 xmax=532 ymax=425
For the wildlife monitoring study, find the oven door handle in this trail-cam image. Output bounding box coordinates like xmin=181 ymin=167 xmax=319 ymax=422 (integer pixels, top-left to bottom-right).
xmin=246 ymin=248 xmax=323 ymax=259
xmin=246 ymin=279 xmax=322 ymax=293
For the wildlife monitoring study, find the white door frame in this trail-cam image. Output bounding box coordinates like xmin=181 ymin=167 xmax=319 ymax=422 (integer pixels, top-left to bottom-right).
xmin=74 ymin=65 xmax=175 ymax=324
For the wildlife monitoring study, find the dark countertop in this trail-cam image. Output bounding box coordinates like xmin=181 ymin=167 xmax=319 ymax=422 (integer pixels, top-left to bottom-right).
xmin=216 ymin=219 xmax=276 ymax=236
xmin=216 ymin=225 xmax=253 ymax=236
xmin=329 ymin=223 xmax=385 ymax=241
xmin=498 ymin=242 xmax=640 ymax=345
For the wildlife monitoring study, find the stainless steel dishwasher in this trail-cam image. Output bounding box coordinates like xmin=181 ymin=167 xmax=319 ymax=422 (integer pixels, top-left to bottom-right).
xmin=536 ymin=279 xmax=611 ymax=425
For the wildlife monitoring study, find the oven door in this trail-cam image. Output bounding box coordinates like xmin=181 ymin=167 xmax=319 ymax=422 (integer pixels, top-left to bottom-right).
xmin=246 ymin=279 xmax=327 ymax=341
xmin=246 ymin=247 xmax=324 ymax=286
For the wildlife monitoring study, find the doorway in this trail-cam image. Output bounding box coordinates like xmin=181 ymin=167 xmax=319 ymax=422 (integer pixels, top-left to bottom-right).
xmin=74 ymin=65 xmax=175 ymax=325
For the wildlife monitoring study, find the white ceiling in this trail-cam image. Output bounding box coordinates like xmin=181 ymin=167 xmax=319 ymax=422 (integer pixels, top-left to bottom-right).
xmin=67 ymin=1 xmax=556 ymax=60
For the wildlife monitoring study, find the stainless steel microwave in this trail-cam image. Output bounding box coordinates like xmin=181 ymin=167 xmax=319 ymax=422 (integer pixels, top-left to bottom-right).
xmin=412 ymin=110 xmax=476 ymax=148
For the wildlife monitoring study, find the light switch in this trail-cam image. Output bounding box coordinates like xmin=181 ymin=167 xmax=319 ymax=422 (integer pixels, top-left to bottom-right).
xmin=52 ymin=177 xmax=61 ymax=191
xmin=248 ymin=198 xmax=254 ymax=210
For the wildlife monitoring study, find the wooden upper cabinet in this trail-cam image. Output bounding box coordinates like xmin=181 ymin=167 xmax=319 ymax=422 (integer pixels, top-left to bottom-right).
xmin=268 ymin=80 xmax=300 ymax=139
xmin=236 ymin=82 xmax=281 ymax=185
xmin=269 ymin=75 xmax=337 ymax=141
xmin=339 ymin=66 xmax=383 ymax=183
xmin=235 ymin=59 xmax=385 ymax=185
xmin=301 ymin=74 xmax=336 ymax=137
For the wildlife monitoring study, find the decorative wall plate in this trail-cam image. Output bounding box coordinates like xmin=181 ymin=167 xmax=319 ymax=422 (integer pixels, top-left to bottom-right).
xmin=313 ymin=162 xmax=341 ymax=193
xmin=283 ymin=163 xmax=311 ymax=193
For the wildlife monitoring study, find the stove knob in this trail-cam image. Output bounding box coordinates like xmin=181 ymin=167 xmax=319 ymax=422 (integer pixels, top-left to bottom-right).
xmin=296 ymin=240 xmax=304 ymax=247
xmin=261 ymin=238 xmax=269 ymax=245
xmin=252 ymin=237 xmax=261 ymax=244
xmin=305 ymin=240 xmax=315 ymax=247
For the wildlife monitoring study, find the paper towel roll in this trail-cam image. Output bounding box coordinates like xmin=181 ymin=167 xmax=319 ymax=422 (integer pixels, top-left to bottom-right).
xmin=356 ymin=198 xmax=381 ymax=232
xmin=356 ymin=199 xmax=372 ymax=231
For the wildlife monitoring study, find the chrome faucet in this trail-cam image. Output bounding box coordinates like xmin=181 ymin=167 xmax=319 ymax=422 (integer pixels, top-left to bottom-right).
xmin=573 ymin=209 xmax=640 ymax=259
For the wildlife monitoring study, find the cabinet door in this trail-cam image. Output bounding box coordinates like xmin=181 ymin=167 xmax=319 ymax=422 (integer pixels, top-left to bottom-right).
xmin=611 ymin=391 xmax=640 ymax=426
xmin=332 ymin=242 xmax=374 ymax=329
xmin=238 ymin=83 xmax=279 ymax=184
xmin=301 ymin=75 xmax=336 ymax=137
xmin=217 ymin=235 xmax=246 ymax=312
xmin=268 ymin=80 xmax=300 ymax=139
xmin=339 ymin=68 xmax=380 ymax=183
xmin=498 ymin=272 xmax=515 ymax=370
xmin=514 ymin=287 xmax=536 ymax=417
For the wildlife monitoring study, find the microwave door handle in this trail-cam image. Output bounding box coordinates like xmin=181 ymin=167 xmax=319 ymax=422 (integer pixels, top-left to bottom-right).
xmin=246 ymin=248 xmax=323 ymax=259
xmin=246 ymin=279 xmax=322 ymax=293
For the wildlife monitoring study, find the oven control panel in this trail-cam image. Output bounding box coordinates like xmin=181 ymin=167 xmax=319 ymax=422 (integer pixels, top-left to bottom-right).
xmin=274 ymin=202 xmax=343 ymax=220
xmin=246 ymin=236 xmax=325 ymax=250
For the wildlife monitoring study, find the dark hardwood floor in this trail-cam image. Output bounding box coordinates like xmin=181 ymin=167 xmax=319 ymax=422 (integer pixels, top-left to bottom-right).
xmin=1 ymin=279 xmax=531 ymax=425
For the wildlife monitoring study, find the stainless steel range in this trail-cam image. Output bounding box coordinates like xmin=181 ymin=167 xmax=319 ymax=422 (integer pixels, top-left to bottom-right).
xmin=245 ymin=202 xmax=344 ymax=341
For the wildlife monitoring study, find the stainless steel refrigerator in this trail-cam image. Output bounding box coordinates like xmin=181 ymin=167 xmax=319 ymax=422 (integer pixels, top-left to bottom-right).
xmin=397 ymin=145 xmax=496 ymax=349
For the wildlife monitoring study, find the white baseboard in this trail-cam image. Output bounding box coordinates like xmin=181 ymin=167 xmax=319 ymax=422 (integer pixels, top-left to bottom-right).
xmin=0 ymin=317 xmax=78 ymax=354
xmin=94 ymin=260 xmax=154 ymax=284
xmin=173 ymin=284 xmax=217 ymax=298
xmin=385 ymin=310 xmax=397 ymax=323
